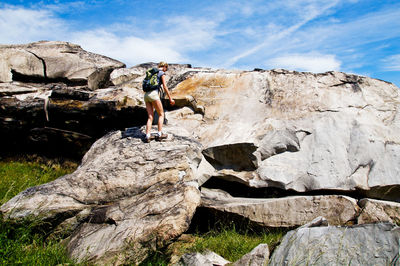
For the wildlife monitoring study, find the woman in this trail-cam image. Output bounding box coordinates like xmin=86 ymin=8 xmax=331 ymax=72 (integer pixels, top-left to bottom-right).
xmin=144 ymin=61 xmax=175 ymax=142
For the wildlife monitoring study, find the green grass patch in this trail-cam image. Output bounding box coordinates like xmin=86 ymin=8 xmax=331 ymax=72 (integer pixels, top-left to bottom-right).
xmin=0 ymin=156 xmax=78 ymax=265
xmin=141 ymin=225 xmax=287 ymax=265
xmin=0 ymin=156 xmax=77 ymax=205
xmin=0 ymin=217 xmax=76 ymax=265
xmin=188 ymin=227 xmax=285 ymax=262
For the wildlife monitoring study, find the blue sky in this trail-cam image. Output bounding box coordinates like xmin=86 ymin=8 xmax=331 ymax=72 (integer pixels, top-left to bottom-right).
xmin=1 ymin=0 xmax=399 ymax=86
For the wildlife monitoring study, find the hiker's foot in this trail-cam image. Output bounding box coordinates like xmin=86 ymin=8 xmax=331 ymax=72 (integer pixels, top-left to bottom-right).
xmin=155 ymin=133 xmax=168 ymax=141
xmin=144 ymin=133 xmax=156 ymax=143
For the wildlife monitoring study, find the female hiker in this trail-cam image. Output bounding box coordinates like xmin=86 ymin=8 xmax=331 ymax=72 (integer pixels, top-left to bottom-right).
xmin=144 ymin=61 xmax=175 ymax=142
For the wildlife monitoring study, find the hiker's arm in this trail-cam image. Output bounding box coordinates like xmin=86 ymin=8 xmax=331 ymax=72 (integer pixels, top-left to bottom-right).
xmin=161 ymin=75 xmax=175 ymax=105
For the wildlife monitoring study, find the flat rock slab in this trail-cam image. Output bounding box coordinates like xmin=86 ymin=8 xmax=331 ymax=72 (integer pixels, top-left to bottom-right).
xmin=200 ymin=188 xmax=359 ymax=227
xmin=269 ymin=222 xmax=400 ymax=265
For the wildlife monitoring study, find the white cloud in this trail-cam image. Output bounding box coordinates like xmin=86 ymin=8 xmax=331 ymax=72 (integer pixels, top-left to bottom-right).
xmin=70 ymin=15 xmax=220 ymax=66
xmin=71 ymin=30 xmax=185 ymax=66
xmin=382 ymin=55 xmax=400 ymax=71
xmin=267 ymin=53 xmax=341 ymax=73
xmin=0 ymin=7 xmax=66 ymax=44
xmin=157 ymin=16 xmax=218 ymax=51
xmin=0 ymin=6 xmax=212 ymax=66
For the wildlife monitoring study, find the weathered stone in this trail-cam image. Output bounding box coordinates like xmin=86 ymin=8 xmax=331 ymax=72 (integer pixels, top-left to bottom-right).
xmin=358 ymin=198 xmax=400 ymax=224
xmin=1 ymin=127 xmax=203 ymax=264
xmin=200 ymin=188 xmax=360 ymax=227
xmin=110 ymin=68 xmax=143 ymax=87
xmin=0 ymin=82 xmax=40 ymax=96
xmin=67 ymin=181 xmax=200 ymax=265
xmin=0 ymin=85 xmax=146 ymax=158
xmin=0 ymin=41 xmax=125 ymax=89
xmin=174 ymin=250 xmax=230 ymax=266
xmin=269 ymin=223 xmax=400 ymax=265
xmin=202 ymin=143 xmax=258 ymax=171
xmin=232 ymin=244 xmax=269 ymax=266
xmin=169 ymin=70 xmax=400 ymax=200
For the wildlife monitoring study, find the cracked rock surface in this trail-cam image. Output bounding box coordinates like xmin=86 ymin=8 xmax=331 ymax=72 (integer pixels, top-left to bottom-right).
xmin=1 ymin=128 xmax=202 ymax=264
xmin=0 ymin=41 xmax=125 ymax=89
xmin=269 ymin=222 xmax=400 ymax=265
xmin=169 ymin=69 xmax=400 ymax=200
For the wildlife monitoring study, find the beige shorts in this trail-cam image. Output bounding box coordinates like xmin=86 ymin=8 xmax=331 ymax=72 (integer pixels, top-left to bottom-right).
xmin=144 ymin=90 xmax=160 ymax=103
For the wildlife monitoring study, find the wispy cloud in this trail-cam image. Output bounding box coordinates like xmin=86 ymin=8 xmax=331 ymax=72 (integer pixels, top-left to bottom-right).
xmin=382 ymin=55 xmax=400 ymax=71
xmin=267 ymin=53 xmax=341 ymax=72
xmin=223 ymin=0 xmax=341 ymax=67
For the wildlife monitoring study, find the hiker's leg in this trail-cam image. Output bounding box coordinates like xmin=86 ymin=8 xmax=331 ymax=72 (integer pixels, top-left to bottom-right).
xmin=145 ymin=101 xmax=154 ymax=135
xmin=153 ymin=99 xmax=164 ymax=133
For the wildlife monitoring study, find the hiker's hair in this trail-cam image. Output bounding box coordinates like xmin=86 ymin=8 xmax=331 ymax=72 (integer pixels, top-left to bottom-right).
xmin=158 ymin=61 xmax=168 ymax=68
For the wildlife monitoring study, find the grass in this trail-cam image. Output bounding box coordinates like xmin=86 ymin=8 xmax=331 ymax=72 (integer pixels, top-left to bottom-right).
xmin=0 ymin=156 xmax=78 ymax=265
xmin=0 ymin=217 xmax=76 ymax=265
xmin=140 ymin=224 xmax=287 ymax=265
xmin=189 ymin=226 xmax=285 ymax=262
xmin=0 ymin=156 xmax=77 ymax=205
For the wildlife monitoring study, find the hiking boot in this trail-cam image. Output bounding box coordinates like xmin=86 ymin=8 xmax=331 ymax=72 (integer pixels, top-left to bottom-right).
xmin=155 ymin=133 xmax=168 ymax=141
xmin=144 ymin=134 xmax=155 ymax=143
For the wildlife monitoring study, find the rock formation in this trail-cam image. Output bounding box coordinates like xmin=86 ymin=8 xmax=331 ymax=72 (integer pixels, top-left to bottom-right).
xmin=0 ymin=41 xmax=125 ymax=89
xmin=269 ymin=222 xmax=400 ymax=265
xmin=1 ymin=41 xmax=400 ymax=265
xmin=1 ymin=127 xmax=202 ymax=264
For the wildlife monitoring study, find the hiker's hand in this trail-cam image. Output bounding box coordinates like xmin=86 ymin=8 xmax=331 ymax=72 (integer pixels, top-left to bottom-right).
xmin=170 ymin=99 xmax=175 ymax=106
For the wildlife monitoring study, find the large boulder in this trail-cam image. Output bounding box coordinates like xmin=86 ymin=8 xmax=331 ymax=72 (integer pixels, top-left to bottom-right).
xmin=1 ymin=127 xmax=203 ymax=264
xmin=269 ymin=222 xmax=400 ymax=265
xmin=168 ymin=69 xmax=400 ymax=201
xmin=0 ymin=41 xmax=125 ymax=90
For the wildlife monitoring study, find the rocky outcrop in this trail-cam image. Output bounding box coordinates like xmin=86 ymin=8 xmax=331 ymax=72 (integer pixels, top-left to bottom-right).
xmin=2 ymin=42 xmax=400 ymax=265
xmin=169 ymin=69 xmax=400 ymax=201
xmin=1 ymin=127 xmax=202 ymax=264
xmin=0 ymin=85 xmax=146 ymax=158
xmin=269 ymin=222 xmax=400 ymax=265
xmin=0 ymin=41 xmax=125 ymax=89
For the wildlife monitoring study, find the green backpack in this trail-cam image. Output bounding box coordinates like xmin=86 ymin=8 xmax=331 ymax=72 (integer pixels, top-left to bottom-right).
xmin=142 ymin=68 xmax=160 ymax=92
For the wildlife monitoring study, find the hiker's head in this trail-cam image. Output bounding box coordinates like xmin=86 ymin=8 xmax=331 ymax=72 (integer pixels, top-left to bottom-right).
xmin=158 ymin=61 xmax=168 ymax=71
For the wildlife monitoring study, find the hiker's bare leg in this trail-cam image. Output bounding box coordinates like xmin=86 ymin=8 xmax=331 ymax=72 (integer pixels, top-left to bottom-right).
xmin=153 ymin=99 xmax=164 ymax=133
xmin=145 ymin=101 xmax=154 ymax=135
